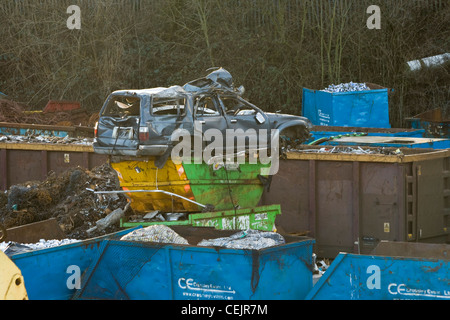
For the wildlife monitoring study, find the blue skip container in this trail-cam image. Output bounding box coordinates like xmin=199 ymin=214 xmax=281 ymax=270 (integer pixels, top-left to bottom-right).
xmin=302 ymin=83 xmax=391 ymax=128
xmin=74 ymin=227 xmax=315 ymax=300
xmin=9 ymin=228 xmax=139 ymax=300
xmin=307 ymin=242 xmax=450 ymax=300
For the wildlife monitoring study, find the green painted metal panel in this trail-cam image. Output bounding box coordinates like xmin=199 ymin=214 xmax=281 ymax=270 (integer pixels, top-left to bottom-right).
xmin=120 ymin=204 xmax=281 ymax=232
xmin=182 ymin=161 xmax=271 ymax=210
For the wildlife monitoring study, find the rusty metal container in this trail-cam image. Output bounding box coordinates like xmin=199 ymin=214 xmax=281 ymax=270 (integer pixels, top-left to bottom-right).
xmin=109 ymin=156 xmax=270 ymax=213
xmin=406 ymin=108 xmax=449 ymax=139
xmin=0 ymin=122 xmax=94 ymax=138
xmin=261 ymin=146 xmax=450 ymax=258
xmin=0 ymin=142 xmax=107 ymax=191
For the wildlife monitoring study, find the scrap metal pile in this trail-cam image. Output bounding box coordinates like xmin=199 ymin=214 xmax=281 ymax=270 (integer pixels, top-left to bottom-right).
xmin=291 ymin=146 xmax=403 ymax=156
xmin=321 ymin=82 xmax=370 ymax=93
xmin=0 ymin=239 xmax=81 ymax=255
xmin=0 ymin=98 xmax=95 ymax=126
xmin=0 ymin=134 xmax=93 ymax=145
xmin=119 ymin=225 xmax=286 ymax=250
xmin=0 ymin=163 xmax=129 ymax=240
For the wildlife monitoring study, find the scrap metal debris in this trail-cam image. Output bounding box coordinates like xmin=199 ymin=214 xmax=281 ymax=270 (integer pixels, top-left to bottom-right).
xmin=198 ymin=229 xmax=285 ymax=250
xmin=0 ymin=163 xmax=129 ymax=240
xmin=0 ymin=134 xmax=93 ymax=145
xmin=289 ymin=146 xmax=403 ymax=156
xmin=120 ymin=225 xmax=189 ymax=245
xmin=127 ymin=210 xmax=187 ymax=223
xmin=0 ymin=98 xmax=94 ymax=126
xmin=0 ymin=239 xmax=80 ymax=256
xmin=321 ymin=82 xmax=370 ymax=93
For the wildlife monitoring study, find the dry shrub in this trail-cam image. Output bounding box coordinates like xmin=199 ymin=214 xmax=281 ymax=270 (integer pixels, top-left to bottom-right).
xmin=0 ymin=0 xmax=448 ymax=127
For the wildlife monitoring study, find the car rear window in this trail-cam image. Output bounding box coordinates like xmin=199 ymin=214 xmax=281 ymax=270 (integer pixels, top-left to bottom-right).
xmin=151 ymin=97 xmax=186 ymax=116
xmin=102 ymin=96 xmax=141 ymax=117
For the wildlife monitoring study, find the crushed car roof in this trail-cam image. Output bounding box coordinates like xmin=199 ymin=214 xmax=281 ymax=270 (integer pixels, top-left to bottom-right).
xmin=110 ymin=68 xmax=239 ymax=98
xmin=111 ymin=85 xmax=186 ymax=98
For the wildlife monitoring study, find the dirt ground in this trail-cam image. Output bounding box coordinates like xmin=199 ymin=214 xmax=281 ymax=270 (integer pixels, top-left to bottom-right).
xmin=0 ymin=163 xmax=130 ymax=239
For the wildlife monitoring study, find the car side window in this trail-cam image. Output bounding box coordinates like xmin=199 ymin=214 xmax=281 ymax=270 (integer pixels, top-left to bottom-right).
xmin=221 ymin=96 xmax=256 ymax=116
xmin=151 ymin=97 xmax=186 ymax=116
xmin=194 ymin=96 xmax=220 ymax=117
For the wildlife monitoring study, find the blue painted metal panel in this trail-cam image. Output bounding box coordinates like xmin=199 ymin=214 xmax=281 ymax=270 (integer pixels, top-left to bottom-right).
xmin=10 ymin=227 xmax=139 ymax=300
xmin=307 ymin=244 xmax=450 ymax=300
xmin=75 ymin=237 xmax=315 ymax=300
xmin=409 ymin=118 xmax=449 ymax=139
xmin=302 ymin=88 xmax=390 ymax=128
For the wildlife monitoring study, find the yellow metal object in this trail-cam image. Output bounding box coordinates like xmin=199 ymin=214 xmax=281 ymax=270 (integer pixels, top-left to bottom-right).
xmin=0 ymin=251 xmax=28 ymax=300
xmin=110 ymin=158 xmax=198 ymax=213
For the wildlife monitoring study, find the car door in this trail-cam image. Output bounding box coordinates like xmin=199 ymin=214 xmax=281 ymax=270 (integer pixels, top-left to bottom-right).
xmin=145 ymin=95 xmax=189 ymax=146
xmin=192 ymin=94 xmax=228 ymax=155
xmin=218 ymin=95 xmax=271 ymax=153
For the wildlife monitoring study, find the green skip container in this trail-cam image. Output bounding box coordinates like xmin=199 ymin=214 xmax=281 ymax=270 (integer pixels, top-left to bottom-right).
xmin=120 ymin=204 xmax=281 ymax=232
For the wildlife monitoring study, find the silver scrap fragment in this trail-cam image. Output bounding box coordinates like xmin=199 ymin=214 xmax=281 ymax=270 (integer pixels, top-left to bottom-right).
xmin=120 ymin=225 xmax=189 ymax=245
xmin=198 ymin=229 xmax=285 ymax=250
xmin=322 ymin=82 xmax=370 ymax=93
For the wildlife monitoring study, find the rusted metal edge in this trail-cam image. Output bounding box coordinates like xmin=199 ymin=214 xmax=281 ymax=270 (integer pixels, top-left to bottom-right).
xmin=0 ymin=142 xmax=94 ymax=152
xmin=286 ymin=148 xmax=450 ymax=163
xmin=118 ymin=179 xmax=263 ymax=188
xmin=0 ymin=121 xmax=93 ymax=133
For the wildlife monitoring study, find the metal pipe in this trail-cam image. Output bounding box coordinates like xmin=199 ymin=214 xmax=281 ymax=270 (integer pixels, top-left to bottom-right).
xmin=86 ymin=188 xmax=206 ymax=208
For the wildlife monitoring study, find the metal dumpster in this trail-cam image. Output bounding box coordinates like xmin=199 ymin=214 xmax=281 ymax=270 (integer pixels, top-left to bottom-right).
xmin=406 ymin=108 xmax=449 ymax=139
xmin=74 ymin=226 xmax=315 ymax=300
xmin=302 ymin=83 xmax=390 ymax=128
xmin=321 ymin=136 xmax=450 ymax=149
xmin=0 ymin=142 xmax=107 ymax=191
xmin=306 ymin=242 xmax=450 ymax=300
xmin=110 ymin=156 xmax=270 ymax=213
xmin=8 ymin=228 xmax=138 ymax=300
xmin=307 ymin=125 xmax=424 ymax=145
xmin=121 ymin=204 xmax=280 ymax=232
xmin=261 ymin=146 xmax=450 ymax=258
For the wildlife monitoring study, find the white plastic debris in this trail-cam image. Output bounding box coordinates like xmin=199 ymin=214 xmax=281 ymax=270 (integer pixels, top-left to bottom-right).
xmin=120 ymin=225 xmax=189 ymax=245
xmin=322 ymin=82 xmax=370 ymax=93
xmin=198 ymin=229 xmax=285 ymax=250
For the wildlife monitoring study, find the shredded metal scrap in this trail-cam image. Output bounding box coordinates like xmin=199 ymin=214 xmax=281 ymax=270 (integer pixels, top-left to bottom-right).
xmin=0 ymin=134 xmax=93 ymax=145
xmin=322 ymin=82 xmax=370 ymax=93
xmin=198 ymin=229 xmax=285 ymax=250
xmin=0 ymin=238 xmax=80 ymax=256
xmin=290 ymin=146 xmax=403 ymax=156
xmin=120 ymin=225 xmax=189 ymax=245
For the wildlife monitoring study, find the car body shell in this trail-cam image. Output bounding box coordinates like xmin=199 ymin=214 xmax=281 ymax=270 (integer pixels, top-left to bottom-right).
xmin=93 ymin=69 xmax=312 ymax=158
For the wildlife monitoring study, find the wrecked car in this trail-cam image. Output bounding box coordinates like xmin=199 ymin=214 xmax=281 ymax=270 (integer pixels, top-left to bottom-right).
xmin=93 ymin=68 xmax=312 ymax=161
